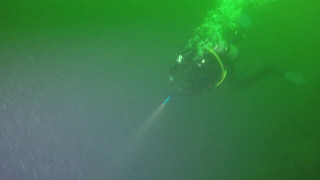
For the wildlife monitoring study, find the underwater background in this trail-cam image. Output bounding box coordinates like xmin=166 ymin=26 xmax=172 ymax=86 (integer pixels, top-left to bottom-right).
xmin=0 ymin=0 xmax=319 ymax=179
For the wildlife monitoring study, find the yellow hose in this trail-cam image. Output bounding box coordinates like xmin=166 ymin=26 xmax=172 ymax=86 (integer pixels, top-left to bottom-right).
xmin=207 ymin=48 xmax=227 ymax=87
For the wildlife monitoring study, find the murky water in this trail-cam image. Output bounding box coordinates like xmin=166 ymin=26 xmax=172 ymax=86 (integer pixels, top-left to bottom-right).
xmin=0 ymin=0 xmax=319 ymax=179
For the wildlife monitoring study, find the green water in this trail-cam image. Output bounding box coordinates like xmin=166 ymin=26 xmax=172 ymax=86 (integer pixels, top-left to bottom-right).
xmin=0 ymin=0 xmax=319 ymax=179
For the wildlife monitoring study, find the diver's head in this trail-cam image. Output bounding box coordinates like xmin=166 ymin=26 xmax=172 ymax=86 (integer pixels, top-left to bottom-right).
xmin=224 ymin=14 xmax=250 ymax=45
xmin=167 ymin=49 xmax=223 ymax=95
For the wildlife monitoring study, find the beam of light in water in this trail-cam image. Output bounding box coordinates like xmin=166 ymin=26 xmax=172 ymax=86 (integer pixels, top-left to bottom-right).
xmin=132 ymin=96 xmax=171 ymax=142
xmin=114 ymin=96 xmax=172 ymax=173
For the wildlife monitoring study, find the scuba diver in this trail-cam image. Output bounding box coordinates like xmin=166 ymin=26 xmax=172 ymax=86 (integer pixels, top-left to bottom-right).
xmin=167 ymin=26 xmax=296 ymax=96
xmin=166 ymin=0 xmax=252 ymax=96
xmin=167 ymin=25 xmax=281 ymax=96
xmin=167 ymin=27 xmax=246 ymax=95
xmin=167 ymin=0 xmax=302 ymax=96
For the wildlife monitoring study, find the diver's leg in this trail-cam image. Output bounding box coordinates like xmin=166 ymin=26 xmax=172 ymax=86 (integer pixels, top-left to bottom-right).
xmin=227 ymin=64 xmax=280 ymax=88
